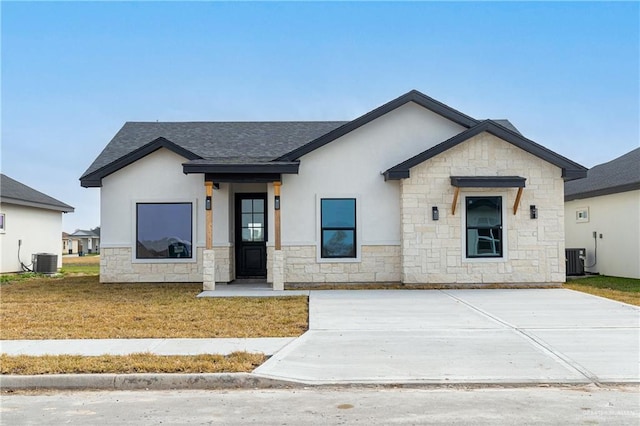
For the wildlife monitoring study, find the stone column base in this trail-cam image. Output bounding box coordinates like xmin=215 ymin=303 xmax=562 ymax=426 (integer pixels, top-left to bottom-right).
xmin=272 ymin=250 xmax=285 ymax=291
xmin=203 ymin=249 xmax=216 ymax=290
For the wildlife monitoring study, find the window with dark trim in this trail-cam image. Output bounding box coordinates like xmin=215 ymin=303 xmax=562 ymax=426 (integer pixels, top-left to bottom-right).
xmin=136 ymin=203 xmax=192 ymax=259
xmin=465 ymin=196 xmax=503 ymax=258
xmin=321 ymin=198 xmax=356 ymax=258
xmin=0 ymin=213 xmax=5 ymax=232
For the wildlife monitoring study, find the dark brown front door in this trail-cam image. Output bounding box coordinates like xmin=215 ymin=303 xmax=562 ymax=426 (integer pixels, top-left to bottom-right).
xmin=235 ymin=193 xmax=267 ymax=278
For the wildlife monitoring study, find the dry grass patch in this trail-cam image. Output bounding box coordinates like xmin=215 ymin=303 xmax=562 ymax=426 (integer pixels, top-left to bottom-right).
xmin=62 ymin=255 xmax=101 ymax=266
xmin=0 ymin=276 xmax=308 ymax=339
xmin=0 ymin=352 xmax=265 ymax=375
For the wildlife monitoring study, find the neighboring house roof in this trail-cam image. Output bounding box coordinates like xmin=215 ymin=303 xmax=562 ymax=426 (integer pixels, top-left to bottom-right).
xmin=69 ymin=229 xmax=100 ymax=238
xmin=80 ymin=90 xmax=586 ymax=187
xmin=0 ymin=174 xmax=74 ymax=212
xmin=565 ymin=147 xmax=640 ymax=201
xmin=62 ymin=232 xmax=70 ymax=238
xmin=384 ymin=120 xmax=586 ymax=181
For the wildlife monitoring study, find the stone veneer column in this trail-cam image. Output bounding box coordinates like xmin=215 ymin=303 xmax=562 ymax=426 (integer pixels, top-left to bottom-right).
xmin=272 ymin=250 xmax=285 ymax=290
xmin=203 ymin=249 xmax=216 ymax=290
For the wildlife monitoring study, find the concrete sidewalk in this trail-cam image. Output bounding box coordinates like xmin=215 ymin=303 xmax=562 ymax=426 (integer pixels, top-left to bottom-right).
xmin=0 ymin=338 xmax=295 ymax=357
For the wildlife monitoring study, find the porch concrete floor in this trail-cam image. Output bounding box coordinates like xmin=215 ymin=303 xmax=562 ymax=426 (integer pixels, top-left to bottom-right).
xmin=197 ymin=280 xmax=309 ymax=297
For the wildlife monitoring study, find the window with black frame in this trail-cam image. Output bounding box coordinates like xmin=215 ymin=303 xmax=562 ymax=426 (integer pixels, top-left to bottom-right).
xmin=321 ymin=198 xmax=356 ymax=258
xmin=136 ymin=203 xmax=192 ymax=259
xmin=465 ymin=196 xmax=502 ymax=258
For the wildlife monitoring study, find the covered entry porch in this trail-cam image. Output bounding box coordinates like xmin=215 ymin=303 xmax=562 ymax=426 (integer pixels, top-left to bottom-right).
xmin=183 ymin=161 xmax=297 ymax=291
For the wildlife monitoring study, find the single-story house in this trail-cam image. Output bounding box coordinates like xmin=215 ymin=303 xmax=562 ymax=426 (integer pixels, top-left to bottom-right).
xmin=62 ymin=232 xmax=80 ymax=254
xmin=565 ymin=147 xmax=640 ymax=279
xmin=1 ymin=174 xmax=74 ymax=273
xmin=68 ymin=228 xmax=101 ymax=255
xmin=80 ymin=90 xmax=587 ymax=289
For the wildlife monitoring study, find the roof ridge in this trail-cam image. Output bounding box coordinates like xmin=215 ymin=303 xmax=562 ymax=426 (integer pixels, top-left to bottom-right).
xmin=124 ymin=120 xmax=349 ymax=124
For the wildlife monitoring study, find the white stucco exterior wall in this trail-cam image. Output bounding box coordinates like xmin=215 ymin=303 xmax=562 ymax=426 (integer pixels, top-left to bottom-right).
xmin=281 ymin=102 xmax=466 ymax=246
xmin=0 ymin=203 xmax=64 ymax=273
xmin=565 ymin=190 xmax=640 ymax=279
xmin=100 ymin=148 xmax=233 ymax=282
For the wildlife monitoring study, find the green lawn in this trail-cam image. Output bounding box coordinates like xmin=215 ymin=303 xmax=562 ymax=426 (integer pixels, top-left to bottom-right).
xmin=564 ymin=275 xmax=640 ymax=306
xmin=59 ymin=263 xmax=100 ymax=275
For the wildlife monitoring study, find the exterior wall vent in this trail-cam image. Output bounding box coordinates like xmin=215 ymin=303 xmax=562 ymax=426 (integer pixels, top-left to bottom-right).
xmin=565 ymin=248 xmax=585 ymax=276
xmin=33 ymin=253 xmax=58 ymax=274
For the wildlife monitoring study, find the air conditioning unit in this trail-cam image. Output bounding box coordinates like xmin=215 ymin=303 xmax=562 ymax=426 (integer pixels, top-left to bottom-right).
xmin=566 ymin=248 xmax=585 ymax=276
xmin=32 ymin=253 xmax=58 ymax=274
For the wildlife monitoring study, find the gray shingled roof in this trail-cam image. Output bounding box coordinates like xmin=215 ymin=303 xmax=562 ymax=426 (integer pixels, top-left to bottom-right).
xmin=81 ymin=121 xmax=346 ymax=179
xmin=0 ymin=174 xmax=74 ymax=212
xmin=565 ymin=147 xmax=640 ymax=201
xmin=79 ymin=88 xmax=540 ymax=188
xmin=492 ymin=119 xmax=522 ymax=135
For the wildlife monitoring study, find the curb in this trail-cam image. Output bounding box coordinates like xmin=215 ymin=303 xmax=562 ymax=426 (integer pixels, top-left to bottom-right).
xmin=0 ymin=373 xmax=298 ymax=391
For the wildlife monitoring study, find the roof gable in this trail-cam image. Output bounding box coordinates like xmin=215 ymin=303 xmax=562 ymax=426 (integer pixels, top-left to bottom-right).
xmin=384 ymin=120 xmax=587 ymax=181
xmin=565 ymin=147 xmax=640 ymax=201
xmin=1 ymin=174 xmax=74 ymax=212
xmin=276 ymin=90 xmax=479 ymax=161
xmin=81 ymin=137 xmax=201 ymax=187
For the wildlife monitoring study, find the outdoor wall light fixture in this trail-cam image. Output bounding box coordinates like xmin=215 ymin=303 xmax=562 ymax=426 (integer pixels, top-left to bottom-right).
xmin=275 ymin=195 xmax=281 ymax=210
xmin=530 ymin=205 xmax=538 ymax=219
xmin=205 ymin=196 xmax=212 ymax=211
xmin=432 ymin=206 xmax=439 ymax=221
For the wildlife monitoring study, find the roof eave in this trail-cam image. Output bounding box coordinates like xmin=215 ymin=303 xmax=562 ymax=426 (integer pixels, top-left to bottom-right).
xmin=562 ymin=169 xmax=588 ymax=182
xmin=183 ymin=162 xmax=300 ymax=175
xmin=79 ymin=137 xmax=201 ymax=188
xmin=565 ymin=182 xmax=640 ymax=201
xmin=384 ymin=120 xmax=588 ymax=181
xmin=0 ymin=197 xmax=74 ymax=213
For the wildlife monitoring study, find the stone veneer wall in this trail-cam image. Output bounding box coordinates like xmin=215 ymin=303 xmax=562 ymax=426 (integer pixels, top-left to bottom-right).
xmin=214 ymin=246 xmax=233 ymax=283
xmin=282 ymin=245 xmax=401 ymax=284
xmin=100 ymin=246 xmax=233 ymax=283
xmin=266 ymin=246 xmax=274 ymax=284
xmin=400 ymin=132 xmax=566 ymax=284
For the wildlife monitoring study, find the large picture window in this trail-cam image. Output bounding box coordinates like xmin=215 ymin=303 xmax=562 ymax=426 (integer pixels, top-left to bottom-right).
xmin=321 ymin=198 xmax=356 ymax=258
xmin=136 ymin=203 xmax=192 ymax=259
xmin=466 ymin=196 xmax=503 ymax=258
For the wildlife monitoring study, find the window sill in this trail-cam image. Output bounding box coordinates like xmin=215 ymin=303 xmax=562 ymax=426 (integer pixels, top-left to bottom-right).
xmin=132 ymin=257 xmax=197 ymax=264
xmin=317 ymin=257 xmax=361 ymax=264
xmin=462 ymin=256 xmax=507 ymax=263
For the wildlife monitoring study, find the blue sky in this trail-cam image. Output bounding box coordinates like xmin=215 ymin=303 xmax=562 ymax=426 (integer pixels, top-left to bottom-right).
xmin=2 ymin=1 xmax=638 ymax=232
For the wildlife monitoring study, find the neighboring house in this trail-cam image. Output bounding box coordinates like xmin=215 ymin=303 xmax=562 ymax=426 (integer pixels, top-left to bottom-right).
xmin=62 ymin=232 xmax=79 ymax=254
xmin=565 ymin=148 xmax=640 ymax=279
xmin=68 ymin=228 xmax=101 ymax=254
xmin=0 ymin=174 xmax=74 ymax=273
xmin=80 ymin=90 xmax=586 ymax=289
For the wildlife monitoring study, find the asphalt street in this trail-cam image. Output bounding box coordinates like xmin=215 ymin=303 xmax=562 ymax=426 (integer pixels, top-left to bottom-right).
xmin=2 ymin=386 xmax=638 ymax=425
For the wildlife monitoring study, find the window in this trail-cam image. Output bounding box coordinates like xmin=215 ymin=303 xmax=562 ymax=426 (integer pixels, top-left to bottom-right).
xmin=321 ymin=198 xmax=356 ymax=258
xmin=240 ymin=198 xmax=265 ymax=242
xmin=576 ymin=207 xmax=589 ymax=223
xmin=136 ymin=203 xmax=192 ymax=259
xmin=0 ymin=213 xmax=4 ymax=232
xmin=466 ymin=196 xmax=502 ymax=258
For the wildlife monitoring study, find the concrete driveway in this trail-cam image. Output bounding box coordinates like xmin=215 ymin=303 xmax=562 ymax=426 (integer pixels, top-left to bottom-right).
xmin=254 ymin=289 xmax=640 ymax=385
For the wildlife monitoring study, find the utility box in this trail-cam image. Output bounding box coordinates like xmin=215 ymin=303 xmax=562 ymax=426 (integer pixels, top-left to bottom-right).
xmin=33 ymin=253 xmax=58 ymax=274
xmin=566 ymin=248 xmax=585 ymax=276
